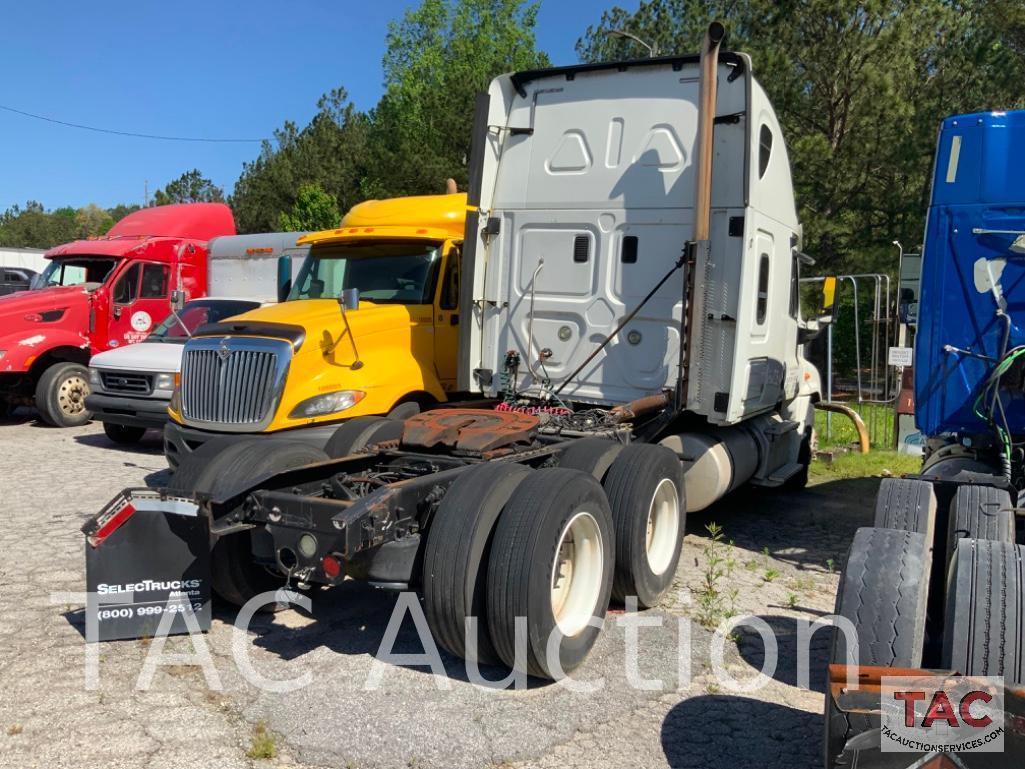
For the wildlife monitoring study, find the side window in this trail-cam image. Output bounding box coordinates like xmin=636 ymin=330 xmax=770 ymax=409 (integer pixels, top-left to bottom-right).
xmin=113 ymin=264 xmax=140 ymax=305
xmin=758 ymin=125 xmax=773 ymax=179
xmin=789 ymin=255 xmax=800 ymax=320
xmin=140 ymin=263 xmax=169 ymax=298
xmin=439 ymin=248 xmax=460 ymax=310
xmin=756 ymin=254 xmax=770 ymax=325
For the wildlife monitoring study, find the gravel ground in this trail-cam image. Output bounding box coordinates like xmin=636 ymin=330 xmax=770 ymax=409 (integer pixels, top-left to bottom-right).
xmin=0 ymin=412 xmax=879 ymax=769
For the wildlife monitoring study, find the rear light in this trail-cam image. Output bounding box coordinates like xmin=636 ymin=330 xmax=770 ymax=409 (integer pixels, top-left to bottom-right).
xmin=322 ymin=555 xmax=343 ymax=580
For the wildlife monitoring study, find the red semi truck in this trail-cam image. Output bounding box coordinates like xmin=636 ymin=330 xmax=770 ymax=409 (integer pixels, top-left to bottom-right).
xmin=0 ymin=203 xmax=235 ymax=426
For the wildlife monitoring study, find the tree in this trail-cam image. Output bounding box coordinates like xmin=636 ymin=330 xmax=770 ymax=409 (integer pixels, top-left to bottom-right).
xmin=74 ymin=204 xmax=114 ymax=238
xmin=153 ymin=169 xmax=225 ymax=206
xmin=278 ymin=183 xmax=342 ymax=232
xmin=577 ymin=1 xmax=1025 ymax=273
xmin=0 ymin=201 xmax=77 ymax=248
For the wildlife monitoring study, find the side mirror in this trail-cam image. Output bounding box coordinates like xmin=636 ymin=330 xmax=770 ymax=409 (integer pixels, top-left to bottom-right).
xmin=170 ymin=289 xmax=186 ymax=312
xmin=277 ymin=255 xmax=293 ymax=302
xmin=339 ymin=288 xmax=360 ymax=313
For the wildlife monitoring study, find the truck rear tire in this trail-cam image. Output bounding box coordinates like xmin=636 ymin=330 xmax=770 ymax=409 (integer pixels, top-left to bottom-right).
xmin=103 ymin=422 xmax=147 ymax=445
xmin=422 ymin=463 xmax=532 ymax=665
xmin=556 ymin=437 xmax=624 ymax=480
xmin=486 ymin=468 xmax=614 ymax=679
xmin=824 ymin=527 xmax=931 ymax=768
xmin=324 ymin=416 xmax=404 ymax=458
xmin=166 ymin=436 xmax=242 ymax=493
xmin=873 ymin=477 xmax=936 ymax=540
xmin=942 ymin=538 xmax=1024 ymax=683
xmin=35 ymin=362 xmax=92 ymax=427
xmin=602 ymin=443 xmax=685 ymax=608
xmin=945 ymin=485 xmax=1015 ymax=571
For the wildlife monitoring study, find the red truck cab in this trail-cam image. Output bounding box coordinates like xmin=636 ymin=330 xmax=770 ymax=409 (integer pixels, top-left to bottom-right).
xmin=0 ymin=203 xmax=235 ymax=426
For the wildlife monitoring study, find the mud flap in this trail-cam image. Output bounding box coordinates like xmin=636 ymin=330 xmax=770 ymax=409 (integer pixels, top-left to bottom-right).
xmin=82 ymin=488 xmax=211 ymax=641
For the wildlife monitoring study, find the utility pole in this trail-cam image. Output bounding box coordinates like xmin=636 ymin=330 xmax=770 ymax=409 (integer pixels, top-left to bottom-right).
xmin=144 ymin=180 xmax=149 ymax=208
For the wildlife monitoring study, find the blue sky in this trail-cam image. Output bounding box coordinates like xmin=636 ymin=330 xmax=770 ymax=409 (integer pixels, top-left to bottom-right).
xmin=0 ymin=0 xmax=638 ymax=212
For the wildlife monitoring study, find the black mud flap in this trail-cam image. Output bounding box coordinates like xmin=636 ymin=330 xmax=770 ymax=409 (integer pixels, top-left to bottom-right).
xmin=82 ymin=488 xmax=212 ymax=642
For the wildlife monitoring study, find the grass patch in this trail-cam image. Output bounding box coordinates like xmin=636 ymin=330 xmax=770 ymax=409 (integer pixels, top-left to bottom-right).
xmin=246 ymin=721 xmax=277 ymax=760
xmin=815 ymin=402 xmax=896 ymax=449
xmin=810 ymin=450 xmax=920 ymax=481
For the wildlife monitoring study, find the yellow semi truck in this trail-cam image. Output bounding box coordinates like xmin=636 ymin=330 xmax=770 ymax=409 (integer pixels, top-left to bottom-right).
xmin=163 ymin=192 xmax=466 ymax=468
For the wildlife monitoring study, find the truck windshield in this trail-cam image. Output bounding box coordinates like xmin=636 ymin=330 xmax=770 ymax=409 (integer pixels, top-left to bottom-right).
xmin=36 ymin=257 xmax=118 ymax=289
xmin=146 ymin=299 xmax=261 ymax=343
xmin=288 ymin=240 xmax=441 ymax=305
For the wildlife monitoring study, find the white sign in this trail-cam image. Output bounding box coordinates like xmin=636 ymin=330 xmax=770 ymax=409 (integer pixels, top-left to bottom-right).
xmin=888 ymin=346 xmax=913 ymax=367
xmin=130 ymin=311 xmax=152 ymax=333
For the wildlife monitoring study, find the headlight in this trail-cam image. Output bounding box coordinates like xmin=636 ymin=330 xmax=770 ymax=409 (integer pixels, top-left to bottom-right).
xmin=288 ymin=390 xmax=365 ymax=418
xmin=154 ymin=373 xmax=176 ymax=391
xmin=88 ymin=368 xmax=102 ymax=386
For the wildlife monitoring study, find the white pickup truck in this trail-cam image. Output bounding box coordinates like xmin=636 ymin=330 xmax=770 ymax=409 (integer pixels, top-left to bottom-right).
xmin=85 ymin=233 xmax=307 ymax=444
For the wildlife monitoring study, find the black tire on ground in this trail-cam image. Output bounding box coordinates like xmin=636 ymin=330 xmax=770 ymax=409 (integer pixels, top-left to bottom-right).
xmin=781 ymin=429 xmax=812 ymax=491
xmin=873 ymin=477 xmax=937 ymax=542
xmin=945 ymin=485 xmax=1015 ymax=571
xmin=556 ymin=437 xmax=624 ymax=480
xmin=165 ymin=435 xmax=242 ymax=494
xmin=422 ymin=463 xmax=532 ymax=665
xmin=34 ymin=362 xmax=92 ymax=427
xmin=486 ymin=468 xmax=614 ymax=679
xmin=942 ymin=538 xmax=1024 ymax=683
xmin=103 ymin=422 xmax=147 ymax=445
xmin=324 ymin=416 xmax=404 ymax=458
xmin=180 ymin=439 xmax=329 ymax=607
xmin=824 ymin=526 xmax=931 ymax=768
xmin=602 ymin=443 xmax=685 ymax=608
xmin=387 ymin=400 xmax=423 ymax=420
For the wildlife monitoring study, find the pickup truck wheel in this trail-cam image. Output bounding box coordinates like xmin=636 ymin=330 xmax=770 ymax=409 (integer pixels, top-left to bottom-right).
xmin=103 ymin=422 xmax=147 ymax=445
xmin=422 ymin=462 xmax=531 ymax=665
xmin=602 ymin=443 xmax=685 ymax=608
xmin=181 ymin=439 xmax=329 ymax=608
xmin=486 ymin=468 xmax=614 ymax=679
xmin=35 ymin=362 xmax=92 ymax=427
xmin=824 ymin=527 xmax=931 ymax=768
xmin=942 ymin=538 xmax=1024 ymax=683
xmin=944 ymin=485 xmax=1015 ymax=572
xmin=325 ymin=416 xmax=404 ymax=458
xmin=556 ymin=437 xmax=624 ymax=480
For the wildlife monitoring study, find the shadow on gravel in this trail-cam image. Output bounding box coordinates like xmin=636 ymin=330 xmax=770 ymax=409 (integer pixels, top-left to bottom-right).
xmin=732 ymin=614 xmax=832 ymax=693
xmin=73 ymin=431 xmax=164 ymax=454
xmin=686 ymin=477 xmax=880 ymax=571
xmin=661 ymin=695 xmax=820 ymax=769
xmin=235 ymin=581 xmax=556 ymax=688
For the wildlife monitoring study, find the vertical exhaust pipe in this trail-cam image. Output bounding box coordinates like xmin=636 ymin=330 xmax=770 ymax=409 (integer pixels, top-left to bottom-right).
xmin=678 ymin=21 xmax=725 ymax=410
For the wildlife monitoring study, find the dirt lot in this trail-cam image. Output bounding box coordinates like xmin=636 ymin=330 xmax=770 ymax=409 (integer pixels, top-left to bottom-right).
xmin=0 ymin=411 xmax=880 ymax=769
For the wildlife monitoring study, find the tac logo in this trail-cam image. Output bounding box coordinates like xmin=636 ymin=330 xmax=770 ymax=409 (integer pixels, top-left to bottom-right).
xmin=880 ymin=675 xmax=1005 ymax=754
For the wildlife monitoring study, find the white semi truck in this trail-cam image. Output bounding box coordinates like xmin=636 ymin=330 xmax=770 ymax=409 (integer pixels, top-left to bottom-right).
xmin=91 ymin=25 xmax=835 ymax=679
xmin=85 ymin=233 xmax=308 ymax=444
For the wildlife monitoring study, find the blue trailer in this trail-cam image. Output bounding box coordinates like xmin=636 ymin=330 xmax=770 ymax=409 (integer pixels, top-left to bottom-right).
xmin=824 ymin=112 xmax=1025 ymax=768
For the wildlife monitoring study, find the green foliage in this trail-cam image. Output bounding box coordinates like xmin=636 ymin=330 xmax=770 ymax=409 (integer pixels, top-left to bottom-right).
xmin=0 ymin=200 xmax=133 ymax=248
xmin=278 ymin=182 xmax=342 ymax=232
xmin=809 ymin=448 xmax=921 ymax=480
xmin=153 ymin=169 xmax=224 ymax=206
xmin=695 ymin=521 xmax=738 ymax=628
xmin=576 ymin=0 xmax=1025 ymax=273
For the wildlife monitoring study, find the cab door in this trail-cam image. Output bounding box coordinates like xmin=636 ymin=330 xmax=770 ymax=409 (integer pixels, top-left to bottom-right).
xmin=106 ymin=262 xmax=171 ymax=348
xmin=433 ymin=242 xmax=461 ymax=390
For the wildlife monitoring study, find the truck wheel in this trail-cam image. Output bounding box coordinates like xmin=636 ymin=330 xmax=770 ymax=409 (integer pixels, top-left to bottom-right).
xmin=873 ymin=477 xmax=936 ymax=540
xmin=324 ymin=416 xmax=404 ymax=458
xmin=166 ymin=436 xmax=241 ymax=494
xmin=942 ymin=538 xmax=1024 ymax=683
xmin=944 ymin=485 xmax=1015 ymax=571
xmin=556 ymin=437 xmax=624 ymax=480
xmin=103 ymin=422 xmax=147 ymax=445
xmin=824 ymin=527 xmax=931 ymax=768
xmin=387 ymin=400 xmax=422 ymax=420
xmin=486 ymin=468 xmax=614 ymax=679
xmin=422 ymin=463 xmax=532 ymax=665
xmin=35 ymin=362 xmax=92 ymax=427
xmin=602 ymin=443 xmax=685 ymax=608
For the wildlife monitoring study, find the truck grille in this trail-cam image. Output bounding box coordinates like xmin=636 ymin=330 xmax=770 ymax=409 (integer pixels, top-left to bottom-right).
xmin=100 ymin=371 xmax=152 ymax=395
xmin=180 ymin=338 xmax=291 ymax=428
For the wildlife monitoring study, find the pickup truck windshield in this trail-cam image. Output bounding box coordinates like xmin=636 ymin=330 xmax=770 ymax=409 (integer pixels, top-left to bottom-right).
xmin=146 ymin=299 xmax=261 ymax=343
xmin=37 ymin=257 xmax=118 ymax=288
xmin=288 ymin=240 xmax=441 ymax=305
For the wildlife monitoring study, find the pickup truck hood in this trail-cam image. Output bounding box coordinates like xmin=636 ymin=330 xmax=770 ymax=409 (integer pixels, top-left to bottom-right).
xmin=90 ymin=341 xmax=184 ymax=373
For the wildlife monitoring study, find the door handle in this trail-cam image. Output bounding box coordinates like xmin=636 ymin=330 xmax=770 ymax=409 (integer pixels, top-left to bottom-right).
xmin=113 ymin=306 xmax=122 ymax=319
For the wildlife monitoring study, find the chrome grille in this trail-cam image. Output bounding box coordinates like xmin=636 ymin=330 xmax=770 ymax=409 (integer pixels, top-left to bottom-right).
xmin=100 ymin=371 xmax=152 ymax=395
xmin=180 ymin=337 xmax=291 ymax=428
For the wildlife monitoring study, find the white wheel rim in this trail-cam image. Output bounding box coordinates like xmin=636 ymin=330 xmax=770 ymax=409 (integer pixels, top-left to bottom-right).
xmin=645 ymin=478 xmax=680 ymax=576
xmin=550 ymin=511 xmax=604 ymax=638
